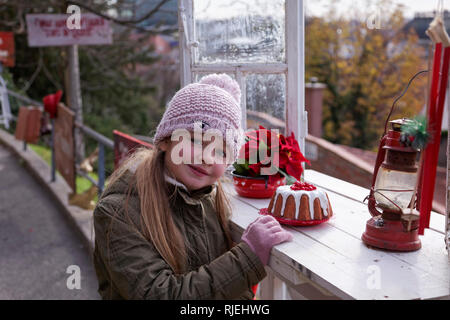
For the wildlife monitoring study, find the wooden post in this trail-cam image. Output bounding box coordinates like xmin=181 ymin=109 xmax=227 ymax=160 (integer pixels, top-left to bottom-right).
xmin=65 ymin=44 xmax=85 ymax=165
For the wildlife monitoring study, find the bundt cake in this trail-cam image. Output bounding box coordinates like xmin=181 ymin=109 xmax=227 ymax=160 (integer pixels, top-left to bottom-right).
xmin=267 ymin=181 xmax=333 ymax=222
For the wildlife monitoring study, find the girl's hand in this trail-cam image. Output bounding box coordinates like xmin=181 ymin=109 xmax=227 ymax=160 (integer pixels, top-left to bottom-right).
xmin=240 ymin=215 xmax=293 ymax=265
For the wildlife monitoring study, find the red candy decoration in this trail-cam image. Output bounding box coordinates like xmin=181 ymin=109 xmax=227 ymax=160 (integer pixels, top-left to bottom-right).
xmin=290 ymin=181 xmax=317 ymax=191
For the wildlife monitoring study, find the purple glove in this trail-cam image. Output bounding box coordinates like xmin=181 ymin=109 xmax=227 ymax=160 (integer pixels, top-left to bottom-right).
xmin=241 ymin=215 xmax=293 ymax=265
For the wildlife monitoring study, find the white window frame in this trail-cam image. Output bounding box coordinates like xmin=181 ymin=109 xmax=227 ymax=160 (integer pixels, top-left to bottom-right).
xmin=178 ymin=0 xmax=307 ymax=155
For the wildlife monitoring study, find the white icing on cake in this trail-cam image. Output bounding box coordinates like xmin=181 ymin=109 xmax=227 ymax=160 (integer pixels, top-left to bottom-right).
xmin=273 ymin=185 xmax=330 ymax=219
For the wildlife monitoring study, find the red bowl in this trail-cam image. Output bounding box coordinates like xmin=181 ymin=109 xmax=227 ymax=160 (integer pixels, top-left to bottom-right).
xmin=232 ymin=173 xmax=285 ymax=199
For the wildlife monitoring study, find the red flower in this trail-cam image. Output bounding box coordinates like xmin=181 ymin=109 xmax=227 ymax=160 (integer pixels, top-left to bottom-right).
xmin=249 ymin=163 xmax=262 ymax=176
xmin=274 ymin=131 xmax=310 ymax=180
xmin=234 ymin=126 xmax=310 ymax=182
xmin=238 ymin=132 xmax=259 ymax=166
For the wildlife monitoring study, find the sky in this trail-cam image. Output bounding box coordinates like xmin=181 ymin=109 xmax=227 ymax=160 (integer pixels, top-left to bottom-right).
xmin=306 ymin=0 xmax=449 ymax=18
xmin=193 ymin=0 xmax=445 ymax=21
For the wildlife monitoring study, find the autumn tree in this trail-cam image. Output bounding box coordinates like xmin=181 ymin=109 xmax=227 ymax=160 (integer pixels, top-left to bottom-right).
xmin=0 ymin=0 xmax=179 ymax=138
xmin=306 ymin=1 xmax=427 ymax=150
xmin=0 ymin=0 xmax=179 ymax=173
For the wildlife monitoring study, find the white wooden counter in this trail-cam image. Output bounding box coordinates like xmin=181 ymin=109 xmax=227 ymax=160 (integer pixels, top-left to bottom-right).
xmin=225 ymin=170 xmax=450 ymax=300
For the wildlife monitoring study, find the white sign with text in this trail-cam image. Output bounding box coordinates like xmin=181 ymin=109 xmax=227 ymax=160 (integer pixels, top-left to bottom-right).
xmin=26 ymin=13 xmax=113 ymax=47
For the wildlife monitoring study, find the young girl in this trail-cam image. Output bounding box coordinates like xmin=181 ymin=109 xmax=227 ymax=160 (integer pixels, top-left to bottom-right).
xmin=93 ymin=74 xmax=293 ymax=300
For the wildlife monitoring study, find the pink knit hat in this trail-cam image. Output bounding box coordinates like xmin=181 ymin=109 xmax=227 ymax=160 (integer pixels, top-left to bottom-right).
xmin=153 ymin=74 xmax=245 ymax=163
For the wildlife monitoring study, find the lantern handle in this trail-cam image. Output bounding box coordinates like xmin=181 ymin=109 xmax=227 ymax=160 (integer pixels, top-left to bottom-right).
xmin=383 ymin=70 xmax=429 ymax=136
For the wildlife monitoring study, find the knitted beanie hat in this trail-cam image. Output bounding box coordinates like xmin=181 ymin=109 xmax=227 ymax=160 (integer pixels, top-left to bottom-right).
xmin=153 ymin=74 xmax=245 ymax=163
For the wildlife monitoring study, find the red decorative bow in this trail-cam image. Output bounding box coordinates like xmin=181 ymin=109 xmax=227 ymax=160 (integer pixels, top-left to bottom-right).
xmin=43 ymin=90 xmax=63 ymax=119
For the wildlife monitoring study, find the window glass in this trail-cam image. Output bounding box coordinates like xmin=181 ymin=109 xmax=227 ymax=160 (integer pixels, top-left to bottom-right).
xmin=246 ymin=73 xmax=286 ymax=135
xmin=194 ymin=0 xmax=286 ymax=64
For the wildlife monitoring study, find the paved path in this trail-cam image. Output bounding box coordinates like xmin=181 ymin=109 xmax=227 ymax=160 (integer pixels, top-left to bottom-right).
xmin=0 ymin=144 xmax=100 ymax=299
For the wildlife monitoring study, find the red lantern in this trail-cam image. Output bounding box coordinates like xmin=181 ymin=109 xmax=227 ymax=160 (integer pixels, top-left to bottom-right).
xmin=361 ymin=66 xmax=432 ymax=252
xmin=362 ymin=119 xmax=422 ymax=251
xmin=43 ymin=90 xmax=62 ymax=119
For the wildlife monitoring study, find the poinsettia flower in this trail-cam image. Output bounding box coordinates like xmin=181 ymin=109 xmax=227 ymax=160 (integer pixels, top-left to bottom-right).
xmin=278 ymin=151 xmax=289 ymax=169
xmin=278 ymin=133 xmax=287 ymax=148
xmin=245 ymin=130 xmax=259 ymax=144
xmin=240 ymin=126 xmax=276 ymax=166
xmin=258 ymin=126 xmax=282 ymax=166
xmin=258 ymin=125 xmax=277 ymax=149
xmin=286 ymin=161 xmax=303 ymax=180
xmin=234 ymin=127 xmax=310 ymax=183
xmin=286 ymin=133 xmax=310 ymax=163
xmin=239 ymin=130 xmax=259 ymax=161
xmin=243 ymin=143 xmax=259 ymax=165
xmin=249 ymin=163 xmax=262 ymax=176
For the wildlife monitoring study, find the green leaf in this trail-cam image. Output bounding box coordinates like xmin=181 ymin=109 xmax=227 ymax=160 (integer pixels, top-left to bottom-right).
xmin=401 ymin=116 xmax=429 ymax=150
xmin=233 ymin=161 xmax=249 ymax=175
xmin=276 ymin=168 xmax=298 ymax=185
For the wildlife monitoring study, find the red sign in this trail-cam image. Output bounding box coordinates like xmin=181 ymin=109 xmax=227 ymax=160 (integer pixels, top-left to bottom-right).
xmin=26 ymin=13 xmax=112 ymax=47
xmin=113 ymin=130 xmax=153 ymax=170
xmin=0 ymin=32 xmax=15 ymax=67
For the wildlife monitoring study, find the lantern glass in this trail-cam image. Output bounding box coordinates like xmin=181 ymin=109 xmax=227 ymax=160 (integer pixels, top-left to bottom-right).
xmin=373 ymin=167 xmax=417 ymax=212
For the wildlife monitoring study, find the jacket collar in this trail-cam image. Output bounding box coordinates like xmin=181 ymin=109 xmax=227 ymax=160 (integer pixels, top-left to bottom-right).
xmin=122 ymin=159 xmax=216 ymax=205
xmin=164 ymin=172 xmax=216 ymax=205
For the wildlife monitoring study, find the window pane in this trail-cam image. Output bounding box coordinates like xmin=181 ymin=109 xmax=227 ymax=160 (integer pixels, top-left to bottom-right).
xmin=246 ymin=73 xmax=286 ymax=135
xmin=194 ymin=0 xmax=286 ymax=64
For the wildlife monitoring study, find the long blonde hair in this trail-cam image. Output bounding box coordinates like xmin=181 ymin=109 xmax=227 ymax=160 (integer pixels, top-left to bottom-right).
xmin=104 ymin=142 xmax=234 ymax=275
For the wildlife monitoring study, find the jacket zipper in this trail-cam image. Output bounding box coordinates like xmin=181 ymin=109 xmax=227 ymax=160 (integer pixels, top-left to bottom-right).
xmin=199 ymin=201 xmax=212 ymax=263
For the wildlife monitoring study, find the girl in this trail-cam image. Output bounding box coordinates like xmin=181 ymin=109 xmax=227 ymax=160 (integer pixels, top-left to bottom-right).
xmin=93 ymin=74 xmax=293 ymax=300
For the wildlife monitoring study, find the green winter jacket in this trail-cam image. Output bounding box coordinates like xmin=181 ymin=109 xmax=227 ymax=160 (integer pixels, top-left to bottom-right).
xmin=92 ymin=168 xmax=266 ymax=300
